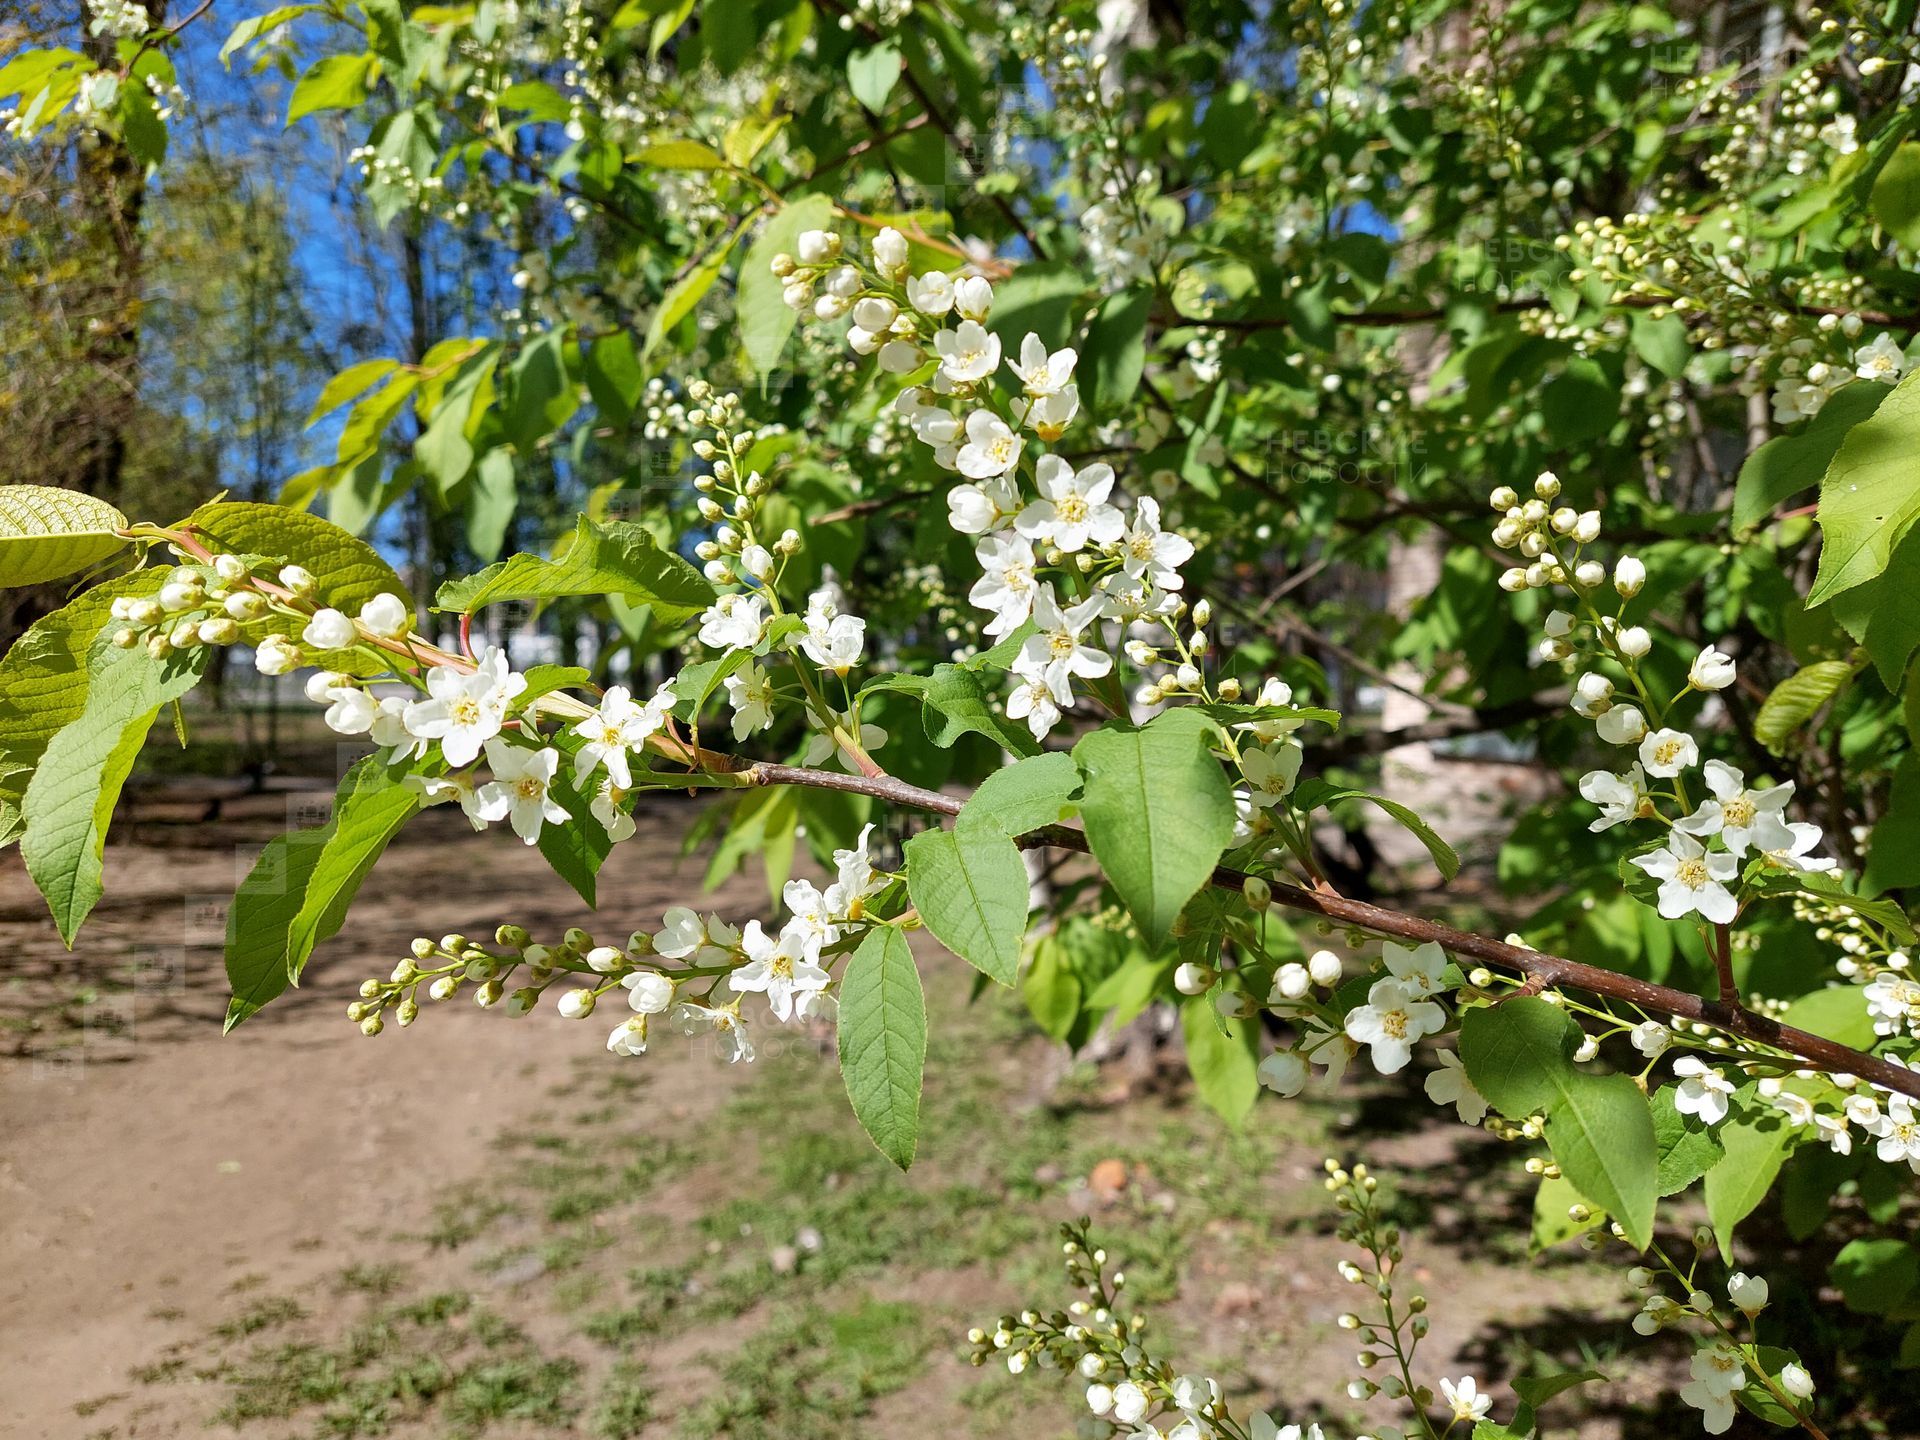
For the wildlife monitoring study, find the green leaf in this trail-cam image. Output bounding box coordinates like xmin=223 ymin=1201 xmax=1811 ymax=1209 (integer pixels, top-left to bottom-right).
xmin=437 ymin=513 xmax=713 ymax=622
xmin=1074 ymin=711 xmax=1235 ymax=949
xmin=958 ymin=751 xmax=1081 ymax=838
xmin=285 ymin=759 xmax=420 ymax=983
xmin=224 ymin=829 xmax=329 ymax=1031
xmin=305 ymin=359 xmax=399 ymax=426
xmin=1732 ymin=380 xmax=1886 ymax=532
xmin=0 ymin=573 xmax=159 ymax=847
xmin=1873 ymin=142 xmax=1920 ymax=249
xmin=1780 ymin=985 xmax=1877 ymax=1048
xmin=632 ymin=138 xmax=730 ymax=169
xmin=505 ymin=331 xmax=579 ymax=452
xmin=222 ymin=6 xmax=322 ymax=66
xmin=21 ymin=645 xmax=208 ymax=944
xmin=1460 ymin=999 xmax=1658 ymax=1248
xmin=1704 ymin=1102 xmax=1799 ymax=1256
xmin=1531 ymin=1173 xmax=1604 ymax=1252
xmin=1082 ymin=285 xmax=1152 ymax=417
xmin=465 ymin=448 xmax=517 ymax=562
xmin=1022 ymin=931 xmax=1082 ymax=1042
xmin=287 ymin=52 xmax=374 ymax=123
xmin=837 ymin=925 xmax=926 ymax=1170
xmin=1831 ymin=1238 xmax=1920 ymax=1315
xmin=846 ymin=42 xmax=901 ymax=112
xmin=904 ymin=824 xmax=1028 ymax=986
xmin=1629 ymin=311 xmax=1690 ymax=379
xmin=536 ymin=769 xmax=614 ymax=906
xmin=184 ymin=500 xmax=408 ymax=617
xmin=646 ymin=228 xmax=740 ymax=356
xmin=1833 ymin=529 xmax=1920 ymax=687
xmin=1180 ymin=997 xmax=1259 ymax=1126
xmin=739 ymin=193 xmax=836 ymax=376
xmin=985 ymin=261 xmax=1090 ymax=356
xmin=1652 ymin=1086 xmax=1726 ymax=1195
xmin=1753 ymin=659 xmax=1858 ymax=754
xmin=0 ymin=485 xmax=129 ymax=588
xmin=1810 ymin=366 xmax=1920 ymax=604
xmin=1291 ymin=777 xmax=1460 ymax=880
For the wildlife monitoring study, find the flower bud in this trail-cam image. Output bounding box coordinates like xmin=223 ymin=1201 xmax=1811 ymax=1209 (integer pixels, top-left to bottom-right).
xmin=1613 ymin=556 xmax=1646 ymax=597
xmin=558 ymin=986 xmax=597 ymax=1019
xmin=279 ymin=565 xmax=317 ymax=594
xmin=1307 ymin=949 xmax=1344 ymax=987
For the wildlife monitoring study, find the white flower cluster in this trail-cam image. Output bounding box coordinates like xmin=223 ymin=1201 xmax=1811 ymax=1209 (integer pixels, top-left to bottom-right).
xmin=1627 ymin=1266 xmax=1814 ymax=1433
xmin=348 ymin=827 xmax=893 ymax=1059
xmin=1768 ymin=323 xmax=1908 ymax=426
xmin=86 ymin=0 xmax=151 ymax=38
xmin=1489 ymin=473 xmax=1834 ymax=924
xmin=775 ymin=225 xmax=1212 ymax=741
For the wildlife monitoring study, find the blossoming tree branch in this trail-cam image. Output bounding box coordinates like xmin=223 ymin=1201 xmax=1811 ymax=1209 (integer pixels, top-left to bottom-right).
xmin=7 ymin=0 xmax=1920 ymax=1433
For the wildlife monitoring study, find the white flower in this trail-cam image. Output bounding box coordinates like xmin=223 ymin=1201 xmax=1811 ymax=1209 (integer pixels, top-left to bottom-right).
xmin=699 ymin=592 xmax=769 ymax=651
xmin=1344 ymin=977 xmax=1446 ymax=1074
xmin=970 ymin=535 xmax=1040 ymax=637
xmin=1008 ymin=332 xmax=1078 ymax=396
xmin=654 ymin=907 xmax=729 ymax=961
xmin=590 ymin=777 xmax=636 ymax=842
xmin=1772 ymin=1090 xmax=1816 ymax=1127
xmin=1005 ymin=674 xmax=1063 ymax=740
xmin=1239 ymin=678 xmax=1305 ymax=740
xmin=872 ymin=226 xmax=908 ymax=273
xmin=1241 ymin=743 xmax=1302 ymax=807
xmin=254 ymin=635 xmax=302 ymax=675
xmin=1012 ymin=386 xmax=1079 ymax=440
xmin=474 ymin=740 xmax=570 ymax=845
xmin=1258 ymin=1049 xmax=1309 ymax=1096
xmin=800 ymin=721 xmax=888 ymax=771
xmin=1727 ymin=1272 xmax=1769 ymax=1314
xmin=1780 ymin=1363 xmax=1815 ymax=1400
xmin=1865 ymin=971 xmax=1920 ymax=1036
xmin=1110 ymin=1381 xmax=1150 ymax=1425
xmin=828 ymin=822 xmax=889 ymax=917
xmin=906 ymin=271 xmax=953 ymax=315
xmin=723 ymin=661 xmax=776 ymax=740
xmin=1867 ymin=1093 xmax=1920 ymax=1164
xmin=323 ymin=686 xmax=377 ymax=736
xmin=1596 ymin=704 xmax=1647 ymax=745
xmin=358 ymin=593 xmax=411 ymax=638
xmin=1086 ymin=1382 xmax=1115 ymax=1416
xmin=1571 ymin=672 xmax=1614 ymax=718
xmin=934 ymin=320 xmax=1001 ymax=384
xmin=1760 ymin=820 xmax=1837 ymax=873
xmin=1382 ymin=939 xmax=1448 ymax=996
xmin=1820 ymin=113 xmax=1860 ymax=154
xmin=606 ymin=1017 xmax=648 ymax=1056
xmin=1816 ymin=1111 xmax=1853 ymax=1154
xmin=1674 ymin=760 xmax=1794 ymax=857
xmin=1672 ymin=1056 xmax=1736 ymax=1126
xmin=1250 ymin=1418 xmax=1324 ymax=1440
xmin=796 ymin=229 xmax=838 ymax=264
xmin=953 ymin=276 xmax=993 ymax=320
xmin=1170 ymin=1374 xmax=1218 ymax=1418
xmin=1855 ymin=332 xmax=1906 ymax=383
xmin=800 ymin=598 xmax=866 ymax=675
xmin=1638 ymin=728 xmax=1699 ymax=778
xmin=948 ymin=475 xmax=1019 ymax=534
xmin=404 ymin=772 xmax=488 ymax=831
xmin=1118 ymin=497 xmax=1194 ymax=590
xmin=1632 ymin=831 xmax=1739 ymax=923
xmin=1439 ymin=1376 xmax=1492 ymax=1423
xmin=403 ymin=646 xmax=526 ymax=768
xmin=1689 ymin=645 xmax=1737 ymax=691
xmin=1015 ymin=455 xmax=1125 ymax=553
xmin=302 ymin=608 xmax=355 ymax=651
xmin=1019 ymin=585 xmax=1112 ymax=693
xmin=1630 ymin=1020 xmax=1671 ymax=1058
xmin=672 ymin=1001 xmax=754 ymax=1062
xmin=1580 ymin=764 xmax=1649 ymax=831
xmin=956 ymin=409 xmax=1024 ymax=479
xmin=574 ymin=686 xmax=647 ymax=789
xmin=1425 ymin=1048 xmax=1488 ymax=1123
xmin=1679 ymin=1346 xmax=1746 ymax=1433
xmin=730 ymin=919 xmax=832 ymax=1022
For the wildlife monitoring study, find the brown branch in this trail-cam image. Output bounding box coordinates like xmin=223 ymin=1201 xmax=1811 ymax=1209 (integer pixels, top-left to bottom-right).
xmin=734 ymin=760 xmax=1920 ymax=1103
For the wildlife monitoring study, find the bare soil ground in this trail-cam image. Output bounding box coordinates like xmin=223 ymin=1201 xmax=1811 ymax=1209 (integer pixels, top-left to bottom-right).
xmin=0 ymin=780 xmax=1676 ymax=1440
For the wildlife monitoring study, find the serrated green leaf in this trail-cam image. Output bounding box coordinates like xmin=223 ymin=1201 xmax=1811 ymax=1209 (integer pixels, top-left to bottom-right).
xmin=739 ymin=193 xmax=835 ymax=376
xmin=1811 ymin=366 xmax=1920 ymax=604
xmin=0 ymin=485 xmax=129 ymax=589
xmin=1074 ymin=710 xmax=1235 ymax=949
xmin=1291 ymin=777 xmax=1460 ymax=880
xmin=437 ymin=513 xmax=712 ymax=622
xmin=183 ymin=500 xmax=408 ymax=618
xmin=1705 ymin=1100 xmax=1799 ymax=1257
xmin=1732 ymin=380 xmax=1886 ymax=532
xmin=1652 ymin=1086 xmax=1726 ymax=1195
xmin=285 ymin=760 xmax=420 ymax=983
xmin=904 ymin=824 xmax=1027 ymax=986
xmin=21 ymin=645 xmax=208 ymax=944
xmin=535 ymin=768 xmax=611 ymax=905
xmin=837 ymin=925 xmax=925 ymax=1170
xmin=1460 ymin=999 xmax=1657 ymax=1248
xmin=1180 ymin=997 xmax=1259 ymax=1126
xmin=1753 ymin=659 xmax=1857 ymax=754
xmin=958 ymin=751 xmax=1081 ymax=838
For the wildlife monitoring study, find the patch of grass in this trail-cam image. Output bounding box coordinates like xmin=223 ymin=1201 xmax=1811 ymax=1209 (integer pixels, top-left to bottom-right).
xmin=589 ymin=1360 xmax=657 ymax=1439
xmin=676 ymin=1298 xmax=934 ymax=1439
xmin=335 ymin=1262 xmax=408 ymax=1297
xmin=214 ymin=1294 xmax=308 ymax=1339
